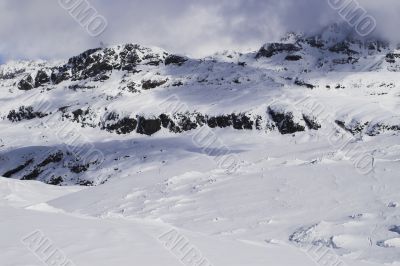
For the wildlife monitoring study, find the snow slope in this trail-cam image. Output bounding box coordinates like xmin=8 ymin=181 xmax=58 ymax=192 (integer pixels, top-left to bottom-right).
xmin=0 ymin=176 xmax=392 ymax=266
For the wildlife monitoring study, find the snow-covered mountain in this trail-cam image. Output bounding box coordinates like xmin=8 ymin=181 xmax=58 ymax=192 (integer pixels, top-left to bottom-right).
xmin=0 ymin=26 xmax=399 ymax=185
xmin=1 ymin=26 xmax=400 ymax=265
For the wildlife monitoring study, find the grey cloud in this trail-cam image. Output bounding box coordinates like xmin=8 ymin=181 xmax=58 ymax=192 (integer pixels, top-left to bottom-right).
xmin=0 ymin=0 xmax=399 ymax=62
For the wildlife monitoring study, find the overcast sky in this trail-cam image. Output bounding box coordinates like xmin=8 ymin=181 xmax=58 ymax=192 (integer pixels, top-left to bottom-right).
xmin=0 ymin=0 xmax=398 ymax=62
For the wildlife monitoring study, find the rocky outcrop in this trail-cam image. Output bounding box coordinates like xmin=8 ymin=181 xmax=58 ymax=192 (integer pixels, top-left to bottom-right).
xmin=256 ymin=43 xmax=301 ymax=58
xmin=285 ymin=55 xmax=302 ymax=61
xmin=302 ymin=115 xmax=321 ymax=130
xmin=7 ymin=106 xmax=48 ymax=122
xmin=329 ymin=42 xmax=358 ymax=55
xmin=17 ymin=75 xmax=34 ymax=90
xmin=268 ymin=107 xmax=306 ymax=134
xmin=137 ymin=116 xmax=162 ymax=136
xmin=22 ymin=151 xmax=64 ymax=180
xmin=295 ymin=79 xmax=315 ymax=89
xmin=386 ymin=53 xmax=400 ymax=64
xmin=142 ymin=79 xmax=168 ymax=90
xmin=2 ymin=159 xmax=33 ymax=178
xmin=101 ymin=112 xmax=138 ymax=134
xmin=34 ymin=70 xmax=50 ymax=88
xmin=335 ymin=120 xmax=369 ymax=135
xmin=50 ymin=66 xmax=71 ymax=84
xmin=165 ymin=55 xmax=188 ymax=66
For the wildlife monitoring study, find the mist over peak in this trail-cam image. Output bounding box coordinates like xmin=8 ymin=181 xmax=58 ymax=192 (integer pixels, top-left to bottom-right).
xmin=0 ymin=0 xmax=398 ymax=61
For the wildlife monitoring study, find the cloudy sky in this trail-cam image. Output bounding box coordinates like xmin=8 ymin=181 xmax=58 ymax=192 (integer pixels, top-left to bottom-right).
xmin=0 ymin=0 xmax=398 ymax=62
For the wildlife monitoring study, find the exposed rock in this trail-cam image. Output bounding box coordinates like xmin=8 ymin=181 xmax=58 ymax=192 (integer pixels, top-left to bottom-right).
xmin=386 ymin=53 xmax=400 ymax=64
xmin=256 ymin=43 xmax=301 ymax=58
xmin=48 ymin=176 xmax=64 ymax=186
xmin=295 ymin=79 xmax=315 ymax=89
xmin=305 ymin=38 xmax=325 ymax=48
xmin=119 ymin=44 xmax=141 ymax=71
xmin=101 ymin=112 xmax=138 ymax=134
xmin=2 ymin=159 xmax=34 ymax=178
xmin=232 ymin=114 xmax=254 ymax=130
xmin=165 ymin=55 xmax=187 ymax=66
xmin=329 ymin=42 xmax=358 ymax=55
xmin=17 ymin=75 xmax=34 ymax=90
xmin=50 ymin=66 xmax=70 ymax=84
xmin=7 ymin=106 xmax=48 ymax=122
xmin=34 ymin=69 xmax=50 ymax=87
xmin=303 ymin=115 xmax=321 ymax=130
xmin=0 ymin=68 xmax=25 ymax=80
xmin=335 ymin=120 xmax=369 ymax=135
xmin=142 ymin=79 xmax=168 ymax=90
xmin=159 ymin=114 xmax=180 ymax=133
xmin=70 ymin=164 xmax=89 ymax=174
xmin=137 ymin=116 xmax=162 ymax=135
xmin=268 ymin=107 xmax=305 ymax=134
xmin=207 ymin=115 xmax=233 ymax=128
xmin=285 ymin=55 xmax=302 ymax=61
xmin=68 ymin=48 xmax=115 ymax=81
xmin=22 ymin=151 xmax=64 ymax=181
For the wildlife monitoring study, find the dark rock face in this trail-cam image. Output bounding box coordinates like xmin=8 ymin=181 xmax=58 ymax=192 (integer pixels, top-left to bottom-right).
xmin=207 ymin=115 xmax=233 ymax=128
xmin=51 ymin=66 xmax=71 ymax=85
xmin=303 ymin=115 xmax=321 ymax=130
xmin=232 ymin=114 xmax=254 ymax=130
xmin=386 ymin=53 xmax=400 ymax=63
xmin=64 ymin=44 xmax=167 ymax=81
xmin=175 ymin=113 xmax=200 ymax=132
xmin=137 ymin=116 xmax=162 ymax=135
xmin=366 ymin=40 xmax=389 ymax=52
xmin=165 ymin=55 xmax=187 ymax=66
xmin=332 ymin=57 xmax=359 ymax=65
xmin=101 ymin=112 xmax=138 ymax=134
xmin=69 ymin=164 xmax=89 ymax=174
xmin=2 ymin=159 xmax=34 ymax=178
xmin=7 ymin=106 xmax=48 ymax=122
xmin=366 ymin=123 xmax=400 ymax=136
xmin=34 ymin=70 xmax=50 ymax=88
xmin=256 ymin=43 xmax=301 ymax=58
xmin=268 ymin=108 xmax=305 ymax=134
xmin=285 ymin=55 xmax=302 ymax=61
xmin=68 ymin=47 xmax=120 ymax=81
xmin=22 ymin=151 xmax=64 ymax=180
xmin=17 ymin=75 xmax=34 ymax=90
xmin=335 ymin=120 xmax=369 ymax=135
xmin=305 ymin=38 xmax=325 ymax=48
xmin=389 ymin=225 xmax=400 ymax=235
xmin=119 ymin=44 xmax=141 ymax=71
xmin=72 ymin=109 xmax=89 ymax=122
xmin=142 ymin=79 xmax=168 ymax=90
xmin=159 ymin=114 xmax=180 ymax=133
xmin=295 ymin=79 xmax=315 ymax=89
xmin=48 ymin=176 xmax=64 ymax=186
xmin=329 ymin=42 xmax=358 ymax=55
xmin=0 ymin=69 xmax=25 ymax=80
